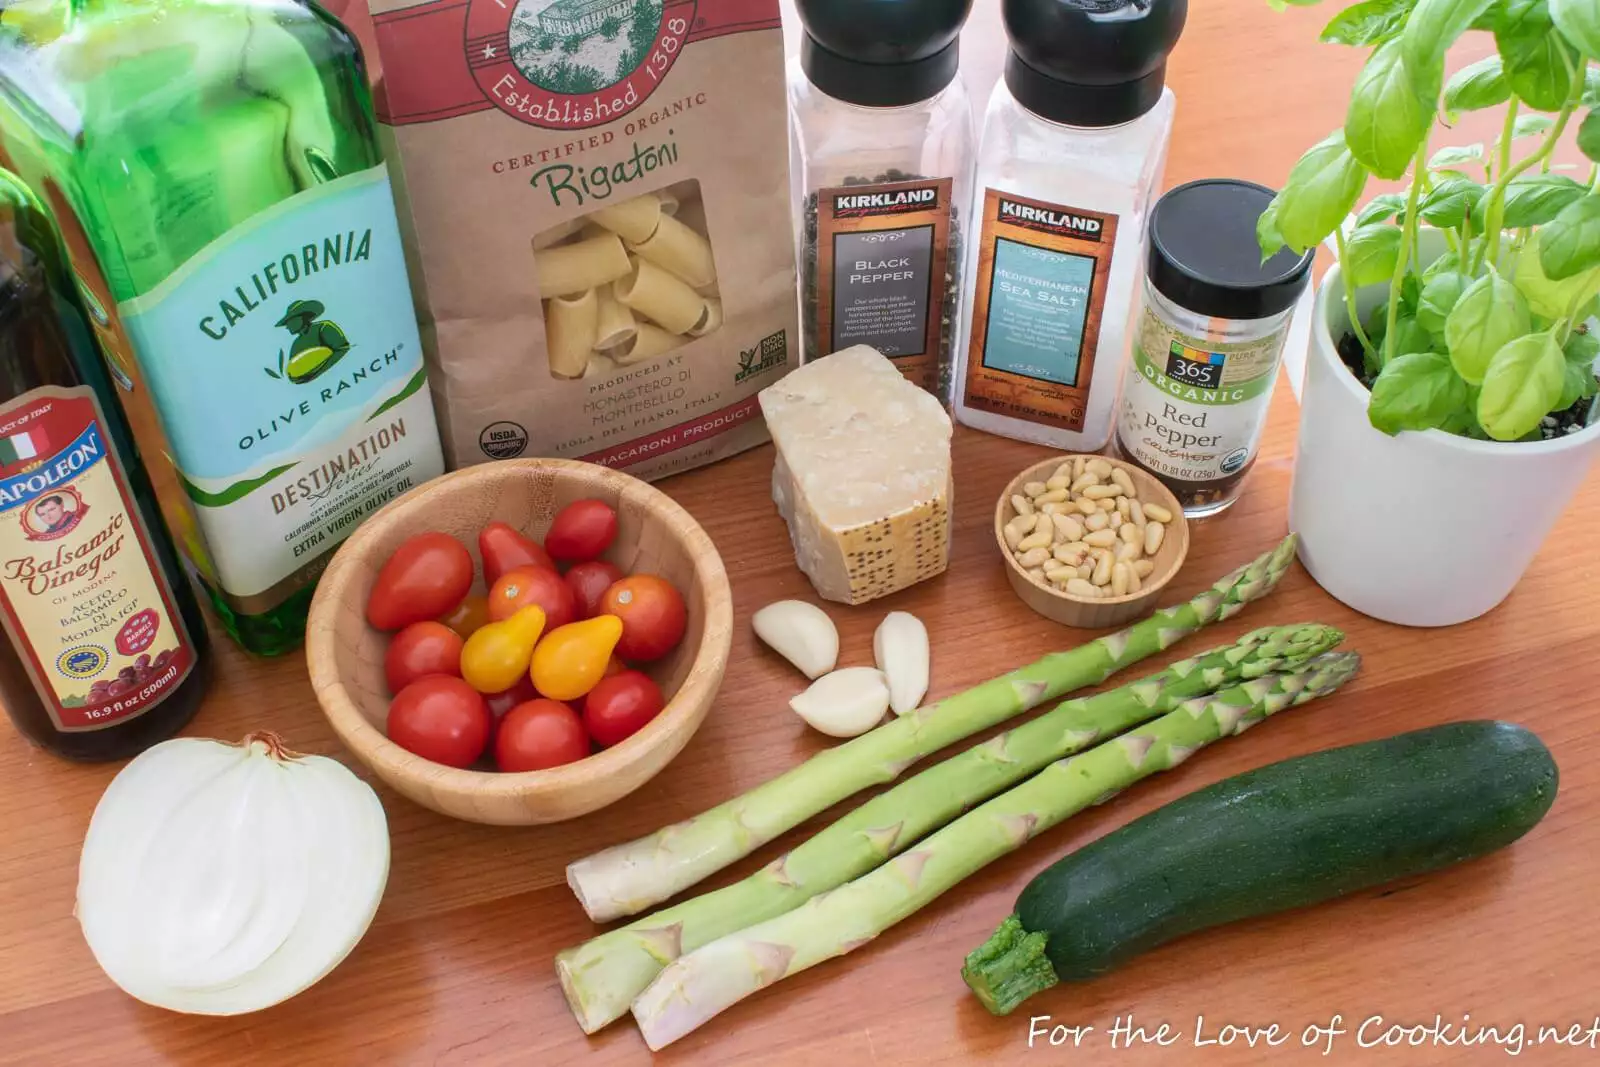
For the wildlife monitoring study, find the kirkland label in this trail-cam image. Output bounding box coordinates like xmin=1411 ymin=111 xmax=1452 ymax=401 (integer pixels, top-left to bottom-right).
xmin=816 ymin=178 xmax=952 ymax=391
xmin=118 ymin=166 xmax=445 ymax=614
xmin=0 ymin=387 xmax=197 ymax=731
xmin=962 ymin=190 xmax=1118 ymax=432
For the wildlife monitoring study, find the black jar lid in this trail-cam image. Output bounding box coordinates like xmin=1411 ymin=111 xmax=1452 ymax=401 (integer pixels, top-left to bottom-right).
xmin=1003 ymin=0 xmax=1187 ymax=127
xmin=1148 ymin=179 xmax=1314 ymax=321
xmin=797 ymin=0 xmax=974 ymax=108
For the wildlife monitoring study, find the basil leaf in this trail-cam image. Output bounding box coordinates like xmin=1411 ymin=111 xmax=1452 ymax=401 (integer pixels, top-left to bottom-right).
xmin=1275 ymin=130 xmax=1371 ymax=250
xmin=1585 ymin=64 xmax=1600 ymax=105
xmin=1478 ymin=329 xmax=1568 ymax=439
xmin=1323 ymin=0 xmax=1419 ymax=44
xmin=1429 ymin=143 xmax=1485 ymax=169
xmin=1511 ymin=114 xmax=1557 ymax=138
xmin=1343 ymin=225 xmax=1405 ymax=286
xmin=1551 ymin=0 xmax=1600 ymax=58
xmin=1558 ymin=330 xmax=1600 ymax=407
xmin=1419 ymin=176 xmax=1487 ymax=226
xmin=1444 ymin=55 xmax=1512 ymax=114
xmin=1474 ymin=172 xmax=1588 ymax=229
xmin=1417 ymin=270 xmax=1472 ymax=333
xmin=1425 ymin=248 xmax=1465 ymax=279
xmin=1517 ymin=228 xmax=1600 ymax=316
xmin=1579 ymin=109 xmax=1600 ymax=160
xmin=1356 ymin=191 xmax=1409 ymax=225
xmin=1369 ymin=351 xmax=1473 ymax=433
xmin=1404 ymin=0 xmax=1498 ymax=82
xmin=1446 ymin=266 xmax=1535 ymax=383
xmin=1496 ymin=0 xmax=1578 ymax=111
xmin=1538 ymin=194 xmax=1600 ymax=279
xmin=1345 ymin=39 xmax=1438 ymax=179
xmin=1257 ymin=199 xmax=1287 ymax=262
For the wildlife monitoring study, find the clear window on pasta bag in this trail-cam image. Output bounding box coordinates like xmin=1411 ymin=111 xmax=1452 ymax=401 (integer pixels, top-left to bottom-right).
xmin=533 ymin=179 xmax=722 ymax=380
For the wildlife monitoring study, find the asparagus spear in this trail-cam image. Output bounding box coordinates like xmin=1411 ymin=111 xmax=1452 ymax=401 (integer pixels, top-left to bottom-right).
xmin=556 ymin=622 xmax=1342 ymax=1033
xmin=566 ymin=536 xmax=1301 ymax=924
xmin=631 ymin=651 xmax=1361 ymax=1050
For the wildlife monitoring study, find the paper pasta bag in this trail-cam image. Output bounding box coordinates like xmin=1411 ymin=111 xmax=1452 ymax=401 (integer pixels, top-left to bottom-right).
xmin=364 ymin=0 xmax=797 ymax=476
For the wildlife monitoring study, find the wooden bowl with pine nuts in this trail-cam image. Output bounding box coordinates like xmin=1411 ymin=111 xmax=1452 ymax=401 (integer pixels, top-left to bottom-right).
xmin=995 ymin=454 xmax=1190 ymax=628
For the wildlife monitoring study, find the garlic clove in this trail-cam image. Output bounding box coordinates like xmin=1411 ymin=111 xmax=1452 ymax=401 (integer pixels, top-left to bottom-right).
xmin=752 ymin=600 xmax=839 ymax=679
xmin=873 ymin=611 xmax=930 ymax=716
xmin=789 ymin=668 xmax=891 ymax=738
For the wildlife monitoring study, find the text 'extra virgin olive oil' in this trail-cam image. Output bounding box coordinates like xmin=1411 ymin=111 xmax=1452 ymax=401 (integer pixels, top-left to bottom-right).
xmin=0 ymin=168 xmax=210 ymax=760
xmin=0 ymin=0 xmax=446 ymax=654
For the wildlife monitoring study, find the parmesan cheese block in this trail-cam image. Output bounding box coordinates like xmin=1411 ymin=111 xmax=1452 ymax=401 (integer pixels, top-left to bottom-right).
xmin=758 ymin=345 xmax=953 ymax=604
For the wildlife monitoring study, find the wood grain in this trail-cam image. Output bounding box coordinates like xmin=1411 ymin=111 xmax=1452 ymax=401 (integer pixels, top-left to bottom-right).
xmin=4 ymin=5 xmax=1600 ymax=1064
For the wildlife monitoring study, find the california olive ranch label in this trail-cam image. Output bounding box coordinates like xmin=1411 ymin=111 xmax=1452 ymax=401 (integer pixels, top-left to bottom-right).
xmin=815 ymin=178 xmax=952 ymax=391
xmin=962 ymin=190 xmax=1118 ymax=432
xmin=1117 ymin=304 xmax=1290 ymax=485
xmin=0 ymin=387 xmax=198 ymax=732
xmin=117 ymin=165 xmax=445 ymax=615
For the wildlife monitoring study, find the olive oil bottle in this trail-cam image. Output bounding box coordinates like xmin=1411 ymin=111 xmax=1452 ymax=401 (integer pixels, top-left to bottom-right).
xmin=0 ymin=0 xmax=445 ymax=654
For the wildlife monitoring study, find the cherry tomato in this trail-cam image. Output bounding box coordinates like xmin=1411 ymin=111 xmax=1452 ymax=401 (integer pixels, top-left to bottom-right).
xmin=488 ymin=565 xmax=578 ymax=628
xmin=461 ymin=605 xmax=547 ymax=694
xmin=601 ymin=574 xmax=687 ymax=662
xmin=570 ymin=656 xmax=626 ymax=716
xmin=384 ymin=621 xmax=464 ymax=694
xmin=478 ymin=521 xmax=555 ymax=585
xmin=530 ymin=614 xmax=624 ymax=701
xmin=581 ymin=670 xmax=665 ymax=747
xmin=387 ymin=676 xmax=491 ymax=768
xmin=545 ymin=499 xmax=618 ymax=563
xmin=439 ymin=594 xmax=490 ymax=640
xmin=485 ymin=675 xmax=541 ymax=724
xmin=367 ymin=532 xmax=474 ymax=632
xmin=564 ymin=560 xmax=625 ymax=618
xmin=496 ymin=699 xmax=590 ymax=772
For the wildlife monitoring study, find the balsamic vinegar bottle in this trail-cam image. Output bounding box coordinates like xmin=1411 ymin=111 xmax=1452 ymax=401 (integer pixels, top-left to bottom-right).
xmin=0 ymin=168 xmax=210 ymax=761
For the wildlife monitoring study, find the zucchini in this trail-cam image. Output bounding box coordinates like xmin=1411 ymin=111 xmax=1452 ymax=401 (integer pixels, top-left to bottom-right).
xmin=962 ymin=721 xmax=1558 ymax=1015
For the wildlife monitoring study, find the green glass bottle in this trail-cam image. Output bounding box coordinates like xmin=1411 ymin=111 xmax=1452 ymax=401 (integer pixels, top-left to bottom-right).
xmin=0 ymin=0 xmax=446 ymax=655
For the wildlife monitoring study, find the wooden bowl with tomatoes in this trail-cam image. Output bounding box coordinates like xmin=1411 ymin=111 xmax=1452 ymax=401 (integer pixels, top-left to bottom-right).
xmin=306 ymin=458 xmax=733 ymax=825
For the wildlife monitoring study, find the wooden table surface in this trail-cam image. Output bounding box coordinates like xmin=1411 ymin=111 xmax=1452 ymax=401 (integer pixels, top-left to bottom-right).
xmin=5 ymin=4 xmax=1600 ymax=1065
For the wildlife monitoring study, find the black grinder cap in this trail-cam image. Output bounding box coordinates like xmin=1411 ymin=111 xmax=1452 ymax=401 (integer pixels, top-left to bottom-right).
xmin=797 ymin=0 xmax=975 ymax=108
xmin=1004 ymin=0 xmax=1188 ymax=127
xmin=1148 ymin=179 xmax=1315 ymax=321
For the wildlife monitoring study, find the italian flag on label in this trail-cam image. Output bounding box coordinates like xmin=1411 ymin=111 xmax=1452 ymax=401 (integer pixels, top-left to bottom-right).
xmin=0 ymin=429 xmax=44 ymax=465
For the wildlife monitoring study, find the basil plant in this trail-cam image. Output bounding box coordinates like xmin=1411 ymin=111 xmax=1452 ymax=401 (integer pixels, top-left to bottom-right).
xmin=1261 ymin=0 xmax=1600 ymax=441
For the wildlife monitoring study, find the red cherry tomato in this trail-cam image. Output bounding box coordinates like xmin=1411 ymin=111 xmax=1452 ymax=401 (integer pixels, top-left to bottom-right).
xmin=439 ymin=594 xmax=490 ymax=640
xmin=564 ymin=560 xmax=625 ymax=618
xmin=496 ymin=699 xmax=590 ymax=772
xmin=485 ymin=674 xmax=541 ymax=724
xmin=581 ymin=670 xmax=665 ymax=747
xmin=384 ymin=621 xmax=464 ymax=694
xmin=570 ymin=656 xmax=627 ymax=716
xmin=367 ymin=532 xmax=474 ymax=632
xmin=478 ymin=521 xmax=555 ymax=585
xmin=387 ymin=676 xmax=491 ymax=768
xmin=545 ymin=499 xmax=618 ymax=563
xmin=488 ymin=565 xmax=577 ymax=628
xmin=601 ymin=574 xmax=687 ymax=661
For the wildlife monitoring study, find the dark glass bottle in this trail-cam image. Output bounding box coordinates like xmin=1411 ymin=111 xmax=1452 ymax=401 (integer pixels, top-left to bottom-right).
xmin=0 ymin=168 xmax=210 ymax=760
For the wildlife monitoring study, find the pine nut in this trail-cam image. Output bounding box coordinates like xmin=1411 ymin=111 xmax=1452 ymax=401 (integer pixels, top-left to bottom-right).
xmin=1085 ymin=510 xmax=1109 ymax=532
xmin=1092 ymin=549 xmax=1114 ymax=586
xmin=1017 ymin=546 xmax=1052 ymax=568
xmin=1084 ymin=529 xmax=1118 ymax=548
xmin=1112 ymin=562 xmax=1131 ymax=597
xmin=1034 ymin=488 xmax=1069 ymax=505
xmin=1076 ymin=498 xmax=1099 ymax=516
xmin=1133 ymin=559 xmax=1155 ymax=578
xmin=1077 ymin=561 xmax=1094 ymax=580
xmin=1111 ymin=468 xmax=1137 ymax=497
xmin=1039 ymin=502 xmax=1064 ymax=516
xmin=1053 ymin=545 xmax=1088 ymax=566
xmin=1129 ymin=499 xmax=1145 ymax=526
xmin=1027 ymin=566 xmax=1047 ymax=585
xmin=1086 ymin=457 xmax=1113 ymax=478
xmin=1052 ymin=514 xmax=1085 ymax=542
xmin=1044 ymin=563 xmax=1076 ymax=582
xmin=1070 ymin=472 xmax=1101 ymax=493
xmin=1116 ymin=497 xmax=1131 ymax=521
xmin=1145 ymin=521 xmax=1166 ymax=556
xmin=1143 ymin=502 xmax=1174 ymax=523
xmin=1119 ymin=523 xmax=1140 ymax=545
xmin=1116 ymin=540 xmax=1143 ymax=563
xmin=1018 ymin=527 xmax=1053 ymax=552
xmin=1024 ymin=481 xmax=1047 ymax=497
xmin=1098 ymin=499 xmax=1118 ymax=512
xmin=1066 ymin=578 xmax=1100 ymax=599
xmin=1011 ymin=494 xmax=1033 ymax=517
xmin=1054 ymin=462 xmax=1074 ymax=481
xmin=1128 ymin=566 xmax=1143 ymax=593
xmin=1004 ymin=524 xmax=1026 ymax=551
xmin=1082 ymin=484 xmax=1120 ymax=500
xmin=1071 ymin=455 xmax=1087 ymax=480
xmin=1045 ymin=476 xmax=1071 ymax=492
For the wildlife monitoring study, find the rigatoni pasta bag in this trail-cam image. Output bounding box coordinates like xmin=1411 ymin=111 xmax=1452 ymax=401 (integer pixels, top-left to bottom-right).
xmin=362 ymin=0 xmax=796 ymax=475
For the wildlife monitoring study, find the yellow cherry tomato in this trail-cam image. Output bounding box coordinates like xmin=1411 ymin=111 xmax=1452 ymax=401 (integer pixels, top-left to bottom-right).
xmin=460 ymin=605 xmax=546 ymax=694
xmin=530 ymin=615 xmax=624 ymax=701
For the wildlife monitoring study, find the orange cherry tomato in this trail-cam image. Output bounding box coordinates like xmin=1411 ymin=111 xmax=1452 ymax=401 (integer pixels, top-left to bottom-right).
xmin=495 ymin=699 xmax=590 ymax=772
xmin=478 ymin=521 xmax=555 ymax=585
xmin=529 ymin=614 xmax=623 ymax=701
xmin=439 ymin=594 xmax=491 ymax=640
xmin=460 ymin=605 xmax=547 ymax=694
xmin=564 ymin=560 xmax=625 ymax=619
xmin=545 ymin=499 xmax=618 ymax=563
xmin=601 ymin=574 xmax=687 ymax=662
xmin=366 ymin=532 xmax=474 ymax=631
xmin=384 ymin=621 xmax=464 ymax=694
xmin=488 ymin=565 xmax=578 ymax=627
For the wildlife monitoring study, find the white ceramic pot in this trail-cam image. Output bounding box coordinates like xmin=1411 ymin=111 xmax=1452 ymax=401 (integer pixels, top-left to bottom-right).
xmin=1290 ymin=259 xmax=1600 ymax=627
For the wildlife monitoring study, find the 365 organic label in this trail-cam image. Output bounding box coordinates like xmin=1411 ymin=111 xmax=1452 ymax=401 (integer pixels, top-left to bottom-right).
xmin=962 ymin=190 xmax=1118 ymax=431
xmin=0 ymin=387 xmax=197 ymax=731
xmin=118 ymin=166 xmax=445 ymax=615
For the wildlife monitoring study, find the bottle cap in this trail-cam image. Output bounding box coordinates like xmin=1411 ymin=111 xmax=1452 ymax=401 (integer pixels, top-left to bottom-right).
xmin=1003 ymin=0 xmax=1187 ymax=127
xmin=797 ymin=0 xmax=974 ymax=108
xmin=1147 ymin=179 xmax=1314 ymax=321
